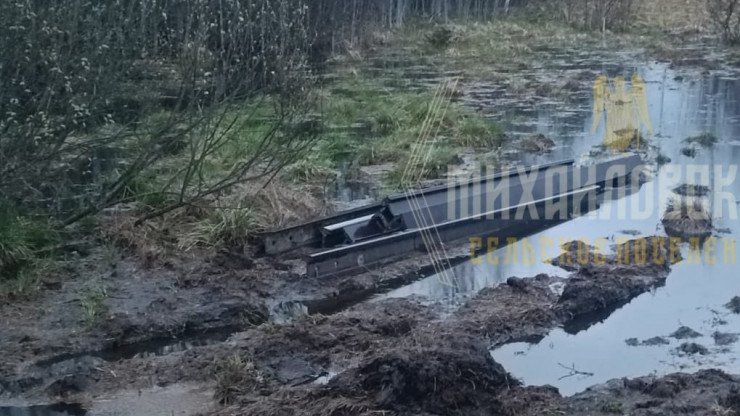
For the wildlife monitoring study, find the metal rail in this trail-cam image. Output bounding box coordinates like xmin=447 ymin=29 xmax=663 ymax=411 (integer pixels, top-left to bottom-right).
xmin=262 ymin=153 xmax=643 ymax=277
xmin=307 ymin=185 xmax=599 ymax=277
xmin=261 ymin=158 xmax=575 ymax=254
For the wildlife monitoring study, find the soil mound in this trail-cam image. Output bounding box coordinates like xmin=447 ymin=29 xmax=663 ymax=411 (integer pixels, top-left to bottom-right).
xmin=662 ymin=197 xmax=712 ymax=239
xmin=222 ymin=335 xmax=519 ymax=416
xmin=556 ymin=237 xmax=677 ymax=319
xmin=328 ymin=336 xmax=517 ymax=414
xmin=726 ymin=296 xmax=740 ymax=314
xmin=567 ymin=370 xmax=740 ymax=415
xmin=454 ymin=273 xmax=562 ymax=345
xmin=670 ymin=326 xmax=702 ymax=339
xmin=520 ymin=134 xmax=555 ymax=153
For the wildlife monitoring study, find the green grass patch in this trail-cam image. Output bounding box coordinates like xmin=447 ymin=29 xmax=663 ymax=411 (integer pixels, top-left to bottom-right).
xmin=0 ymin=202 xmax=59 ymax=280
xmin=81 ymin=285 xmax=109 ymax=324
xmin=684 ymin=132 xmax=719 ymax=148
xmin=388 ymin=19 xmax=595 ymax=76
xmin=387 ymin=144 xmax=460 ymax=188
xmin=299 ymin=76 xmax=503 ymax=186
xmin=180 ymin=200 xmax=258 ymax=249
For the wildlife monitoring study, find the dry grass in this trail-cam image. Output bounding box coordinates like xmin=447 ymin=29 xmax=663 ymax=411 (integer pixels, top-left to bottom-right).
xmin=214 ymin=353 xmax=263 ymax=405
xmin=103 ymin=178 xmax=329 ymax=261
xmin=662 ymin=196 xmax=713 ymax=239
xmin=247 ymin=182 xmax=329 ymax=229
xmin=102 ymin=212 xmax=172 ymax=266
xmin=663 ymin=196 xmax=711 ymax=222
xmin=637 ymin=0 xmax=711 ymax=32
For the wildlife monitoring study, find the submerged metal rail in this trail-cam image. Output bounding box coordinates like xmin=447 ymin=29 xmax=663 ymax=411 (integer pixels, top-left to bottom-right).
xmin=307 ymin=186 xmax=599 ymax=277
xmin=262 ymin=158 xmax=575 ymax=255
xmin=262 ymin=154 xmax=643 ymax=277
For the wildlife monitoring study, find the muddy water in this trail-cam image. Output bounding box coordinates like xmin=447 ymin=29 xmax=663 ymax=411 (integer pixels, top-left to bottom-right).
xmin=366 ymin=60 xmax=740 ymax=393
xmin=0 ymin=404 xmax=86 ymax=416
xmin=491 ymin=66 xmax=740 ymax=394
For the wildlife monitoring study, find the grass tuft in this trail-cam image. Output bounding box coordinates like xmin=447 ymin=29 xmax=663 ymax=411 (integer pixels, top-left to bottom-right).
xmin=0 ymin=202 xmax=59 ymax=287
xmin=81 ymin=285 xmax=108 ymax=324
xmin=684 ymin=132 xmax=719 ymax=148
xmin=183 ymin=201 xmax=257 ymax=249
xmin=214 ymin=353 xmax=262 ymax=405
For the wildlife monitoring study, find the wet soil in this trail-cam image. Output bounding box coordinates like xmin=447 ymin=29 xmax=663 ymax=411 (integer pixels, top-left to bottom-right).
xmin=179 ymin=237 xmax=685 ymax=415
xmin=164 ymin=234 xmax=729 ymax=416
xmin=4 ymin=17 xmax=740 ymax=416
xmin=0 ymin=225 xmax=734 ymax=416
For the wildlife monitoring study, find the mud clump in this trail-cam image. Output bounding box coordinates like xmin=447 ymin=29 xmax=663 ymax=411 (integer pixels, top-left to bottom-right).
xmin=229 ymin=299 xmax=436 ymax=383
xmin=642 ymin=336 xmax=670 ymax=346
xmin=458 ymin=238 xmax=679 ymax=347
xmin=224 ymin=335 xmax=520 ymax=416
xmin=555 ymin=237 xmax=677 ymax=320
xmin=673 ymin=184 xmax=711 ymax=197
xmin=726 ymin=296 xmax=740 ymax=314
xmin=329 ymin=336 xmax=517 ymax=414
xmin=455 ymin=273 xmax=561 ymax=345
xmin=676 ymin=342 xmax=709 ymax=356
xmin=626 ymin=336 xmax=670 ymax=346
xmin=681 ymin=146 xmax=697 ymax=158
xmin=684 ymin=132 xmax=719 ymax=148
xmin=670 ymin=326 xmax=702 ymax=339
xmin=662 ymin=197 xmax=712 ymax=240
xmin=520 ymin=134 xmax=555 ymax=153
xmin=567 ymin=370 xmax=740 ymax=415
xmin=656 ymin=152 xmax=671 ymax=165
xmin=713 ymin=331 xmax=739 ymax=346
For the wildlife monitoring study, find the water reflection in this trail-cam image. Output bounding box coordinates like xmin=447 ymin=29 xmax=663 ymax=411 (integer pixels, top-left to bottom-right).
xmin=485 ymin=64 xmax=740 ymax=394
xmin=0 ymin=404 xmax=86 ymax=416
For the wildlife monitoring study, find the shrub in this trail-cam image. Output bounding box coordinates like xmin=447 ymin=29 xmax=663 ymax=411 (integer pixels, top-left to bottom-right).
xmin=709 ymin=0 xmax=740 ymax=43
xmin=0 ymin=0 xmax=318 ymax=228
xmin=558 ymin=0 xmax=637 ymax=31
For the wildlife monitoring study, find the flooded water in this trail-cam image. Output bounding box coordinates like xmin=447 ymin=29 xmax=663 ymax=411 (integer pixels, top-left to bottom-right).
xmin=0 ymin=404 xmax=86 ymax=416
xmin=366 ymin=58 xmax=740 ymax=393
xmin=34 ymin=328 xmax=234 ymax=369
xmin=488 ymin=65 xmax=740 ymax=394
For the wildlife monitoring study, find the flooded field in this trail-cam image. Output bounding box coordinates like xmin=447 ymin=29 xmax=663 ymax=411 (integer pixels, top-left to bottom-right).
xmin=368 ymin=59 xmax=740 ymax=394
xmin=4 ymin=15 xmax=740 ymax=416
xmin=0 ymin=404 xmax=86 ymax=416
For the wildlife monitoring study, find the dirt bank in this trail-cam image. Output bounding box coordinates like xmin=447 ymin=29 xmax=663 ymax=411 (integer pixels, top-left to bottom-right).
xmin=0 ymin=225 xmax=726 ymax=416
xmin=566 ymin=369 xmax=740 ymax=416
xmin=455 ymin=237 xmax=678 ymax=346
xmin=214 ymin=333 xmax=519 ymax=416
xmin=179 ymin=236 xmax=682 ymax=415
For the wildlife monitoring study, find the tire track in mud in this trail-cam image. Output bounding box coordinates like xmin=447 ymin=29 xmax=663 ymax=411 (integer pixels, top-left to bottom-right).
xmin=5 ymin=236 xmax=738 ymax=416
xmin=195 ymin=236 xmax=707 ymax=416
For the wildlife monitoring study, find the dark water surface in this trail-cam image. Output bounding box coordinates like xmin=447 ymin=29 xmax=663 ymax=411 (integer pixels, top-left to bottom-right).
xmin=0 ymin=404 xmax=86 ymax=416
xmin=368 ymin=59 xmax=740 ymax=394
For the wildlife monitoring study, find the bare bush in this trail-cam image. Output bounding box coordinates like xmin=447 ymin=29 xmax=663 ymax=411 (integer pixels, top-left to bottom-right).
xmin=708 ymin=0 xmax=740 ymax=43
xmin=559 ymin=0 xmax=637 ymax=31
xmin=0 ymin=0 xmax=319 ymax=228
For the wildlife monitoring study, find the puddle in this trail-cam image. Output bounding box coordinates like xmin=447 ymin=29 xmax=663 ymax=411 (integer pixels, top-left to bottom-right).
xmin=484 ymin=65 xmax=740 ymax=394
xmin=102 ymin=331 xmax=232 ymax=361
xmin=34 ymin=328 xmax=235 ymax=368
xmin=358 ymin=57 xmax=740 ymax=393
xmin=0 ymin=404 xmax=86 ymax=416
xmin=313 ymin=371 xmax=338 ymax=385
xmin=84 ymin=383 xmax=212 ymax=416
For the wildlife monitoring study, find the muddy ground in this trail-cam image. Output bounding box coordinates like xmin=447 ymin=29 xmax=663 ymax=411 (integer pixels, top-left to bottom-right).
xmin=8 ymin=231 xmax=737 ymax=416
xmin=2 ymin=206 xmax=740 ymax=416
xmin=3 ymin=18 xmax=740 ymax=416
